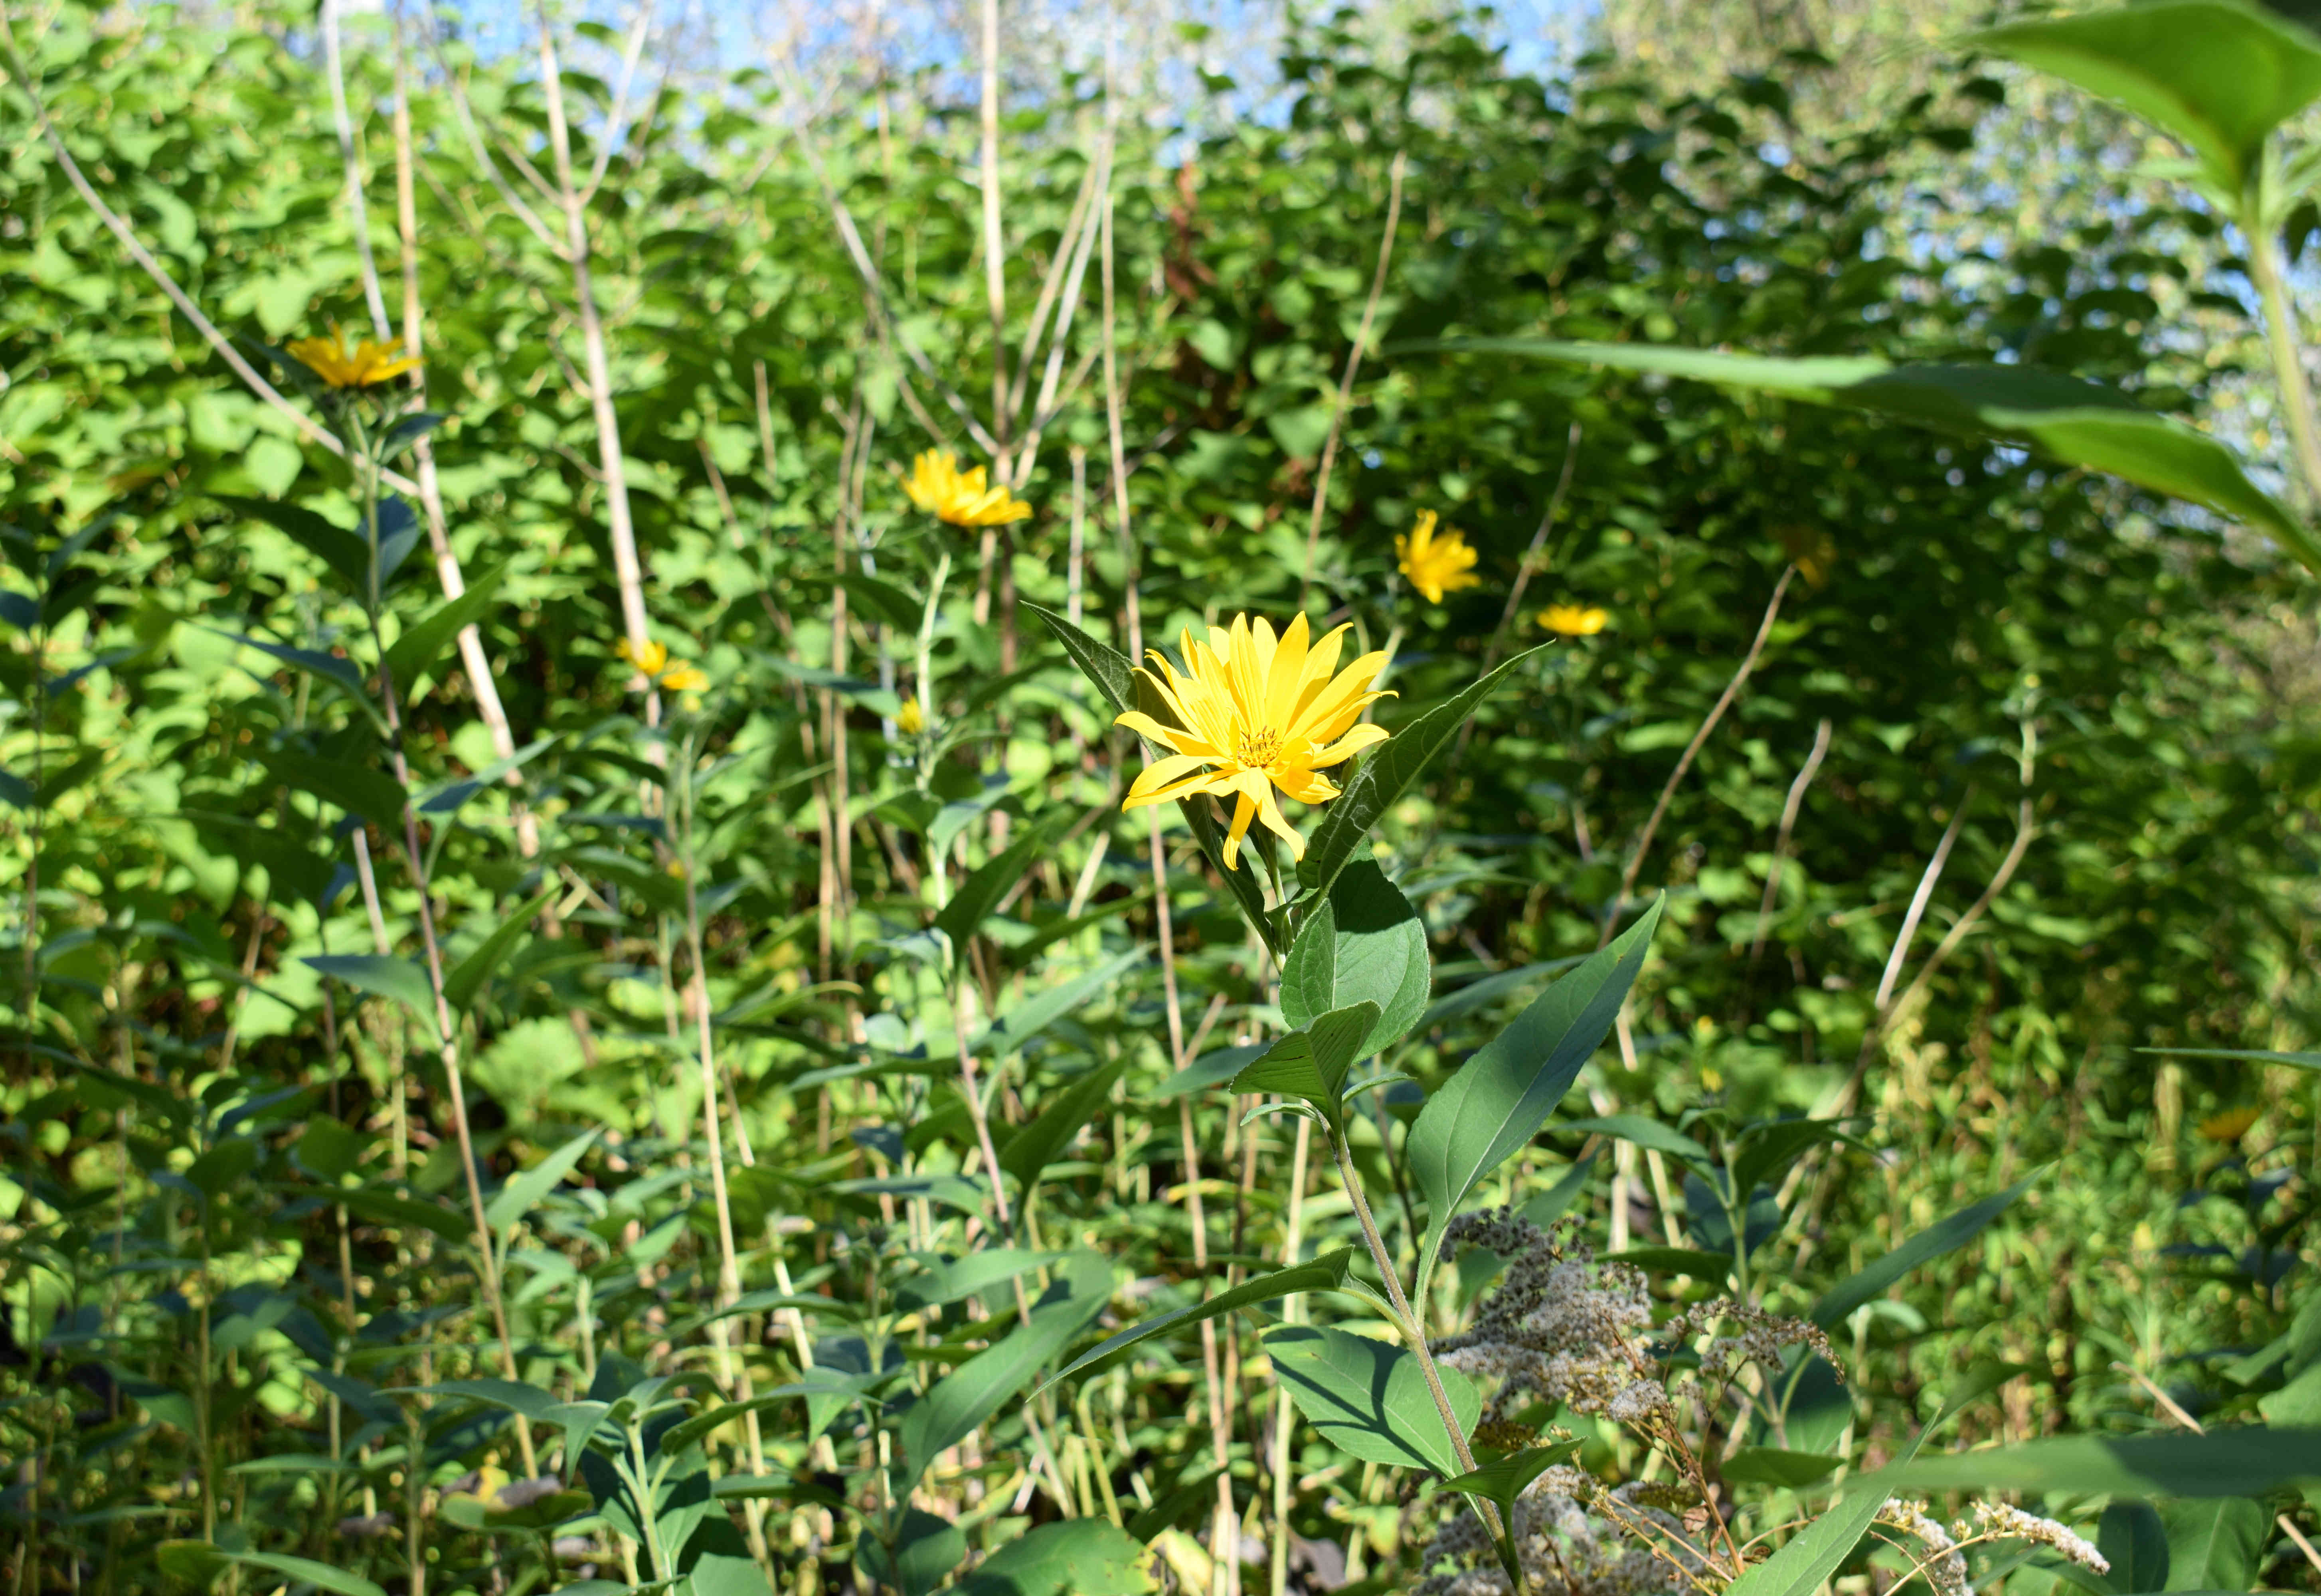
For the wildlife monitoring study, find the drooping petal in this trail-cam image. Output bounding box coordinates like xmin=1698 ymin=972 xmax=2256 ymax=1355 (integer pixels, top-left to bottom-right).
xmin=1309 ymin=722 xmax=1388 ymax=768
xmin=1250 ymin=775 xmax=1307 ymax=859
xmin=1125 ymin=756 xmax=1233 ymax=809
xmin=1271 ymin=766 xmax=1341 ymax=804
xmin=1115 ymin=710 xmax=1213 ymax=758
xmin=1220 ymin=786 xmax=1259 ymax=870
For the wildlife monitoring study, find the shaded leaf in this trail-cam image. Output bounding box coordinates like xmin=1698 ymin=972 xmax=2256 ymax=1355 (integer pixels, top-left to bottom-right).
xmin=1263 ymin=1323 xmax=1480 ymax=1477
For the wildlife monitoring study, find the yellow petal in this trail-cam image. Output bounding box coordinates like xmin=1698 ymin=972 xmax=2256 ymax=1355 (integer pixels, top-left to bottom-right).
xmin=1309 ymin=722 xmax=1388 ymax=768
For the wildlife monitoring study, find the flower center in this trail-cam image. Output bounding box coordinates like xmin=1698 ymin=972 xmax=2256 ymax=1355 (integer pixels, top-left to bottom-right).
xmin=1233 ymin=725 xmax=1283 ymax=769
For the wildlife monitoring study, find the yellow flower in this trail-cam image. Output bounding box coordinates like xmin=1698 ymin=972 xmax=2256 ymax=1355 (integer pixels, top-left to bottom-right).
xmin=2198 ymin=1105 xmax=2261 ymax=1143
xmin=616 ymin=636 xmax=670 ymax=676
xmin=897 ymin=696 xmax=925 ymax=735
xmin=905 ymin=450 xmax=1032 ymax=527
xmin=657 ymin=664 xmax=708 ymax=694
xmin=1116 ymin=612 xmax=1392 ymax=870
xmin=1394 ymin=510 xmax=1481 ymax=604
xmin=439 ymin=1464 xmax=510 ymax=1515
xmin=1539 ymin=603 xmax=1609 ymax=637
xmin=285 ymin=323 xmax=422 ymax=389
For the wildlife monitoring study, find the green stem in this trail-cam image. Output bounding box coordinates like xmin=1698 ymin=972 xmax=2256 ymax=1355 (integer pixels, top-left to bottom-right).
xmin=2247 ymin=196 xmax=2321 ymax=510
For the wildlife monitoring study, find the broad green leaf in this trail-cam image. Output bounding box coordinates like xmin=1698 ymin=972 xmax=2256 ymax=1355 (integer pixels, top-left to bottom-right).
xmin=1972 ymin=0 xmax=2321 ymax=196
xmin=1228 ymin=1003 xmax=1380 ymax=1131
xmin=213 ymin=494 xmax=370 ymax=591
xmin=1025 ymin=602 xmax=1279 ymax=953
xmin=896 ymin=1250 xmax=1113 ymax=1488
xmin=1001 ymin=1058 xmax=1128 ymax=1191
xmin=1280 ymin=860 xmax=1431 ymax=1061
xmin=1720 ymin=1446 xmax=1843 ymax=1489
xmin=382 ymin=561 xmax=508 ymax=688
xmin=660 ymin=1391 xmax=793 ymax=1459
xmin=1560 ymin=1114 xmax=1714 ymax=1169
xmin=1296 ymin=646 xmax=1549 ymax=899
xmin=1437 ymin=1439 xmax=1584 ymax=1511
xmin=1041 ymin=1248 xmax=1359 ymax=1393
xmin=1725 ymin=1423 xmax=1930 ymax=1596
xmin=2159 ymin=1496 xmax=2266 ymax=1592
xmin=303 ymin=954 xmax=440 ymax=1044
xmin=1263 ymin=1324 xmax=1480 ymax=1477
xmin=895 ymin=1249 xmax=1067 ymax=1313
xmin=233 ymin=1553 xmax=387 ymax=1596
xmin=1811 ymin=1169 xmax=2043 ymax=1328
xmin=955 ymin=1518 xmax=1159 ymax=1596
xmin=219 ymin=630 xmax=380 ymax=712
xmin=828 ymin=1175 xmax=990 ymax=1215
xmin=857 ymin=1508 xmax=967 ymax=1596
xmin=484 ymin=1129 xmax=598 ymax=1231
xmin=185 ymin=1138 xmax=259 ymax=1199
xmin=1732 ymin=1118 xmax=1864 ymax=1203
xmin=259 ymin=749 xmax=403 ymax=833
xmin=1463 ymin=342 xmax=2319 ymax=573
xmin=1416 ymin=956 xmax=1587 ymax=1031
xmin=1407 ymin=900 xmax=1664 ymax=1272
xmin=414 ymin=735 xmax=559 ymax=816
xmin=2103 ymin=1503 xmax=2172 ymax=1594
xmin=1879 ymin=1429 xmax=2321 ymax=1497
xmin=444 ymin=887 xmax=557 ymax=1011
xmin=416 ymin=1377 xmax=563 ymax=1420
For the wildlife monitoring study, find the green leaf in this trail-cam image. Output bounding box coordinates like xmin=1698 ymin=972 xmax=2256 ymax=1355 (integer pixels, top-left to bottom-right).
xmin=935 ymin=827 xmax=1048 ymax=962
xmin=1461 ymin=342 xmax=2319 ymax=574
xmin=1437 ymin=1439 xmax=1584 ymax=1512
xmin=659 ymin=1392 xmax=794 ymax=1459
xmin=2105 ymin=1503 xmax=2174 ymax=1594
xmin=1603 ymin=1246 xmax=1735 ymax=1279
xmin=416 ymin=1377 xmax=563 ymax=1420
xmin=303 ymin=954 xmax=439 ymax=1045
xmin=1040 ymin=1248 xmax=1359 ymax=1393
xmin=1262 ymin=1323 xmax=1479 ymax=1478
xmin=1406 ymin=899 xmax=1664 ymax=1272
xmin=1280 ymin=860 xmax=1431 ymax=1062
xmin=1878 ymin=1429 xmax=2321 ymax=1497
xmin=1297 ymin=646 xmax=1549 ymax=899
xmin=258 ymin=749 xmax=403 ymax=833
xmin=1024 ymin=602 xmax=1279 ymax=954
xmin=1153 ymin=1042 xmax=1268 ymax=1100
xmin=1811 ymin=1169 xmax=2043 ymax=1327
xmin=382 ymin=562 xmax=508 ymax=687
xmin=1228 ymin=1004 xmax=1380 ymax=1131
xmin=857 ymin=1508 xmax=967 ymax=1596
xmin=484 ymin=1129 xmax=598 ymax=1231
xmin=2139 ymin=1046 xmax=2321 ymax=1073
xmin=1001 ymin=1059 xmax=1128 ymax=1191
xmin=1725 ymin=1423 xmax=1931 ymax=1596
xmin=967 ymin=948 xmax=1146 ymax=1058
xmin=2160 ymin=1496 xmax=2266 ymax=1592
xmin=219 ymin=630 xmax=376 ymax=706
xmin=213 ymin=494 xmax=370 ymax=592
xmin=445 ymin=887 xmax=556 ymax=1011
xmin=895 ymin=1249 xmax=1068 ymax=1314
xmin=896 ymin=1250 xmax=1113 ymax=1489
xmin=1720 ymin=1446 xmax=1843 ymax=1489
xmin=1560 ymin=1114 xmax=1714 ymax=1169
xmin=231 ymin=1553 xmax=387 ymax=1596
xmin=955 ymin=1518 xmax=1159 ymax=1596
xmin=337 ymin=1187 xmax=471 ymax=1244
xmin=1971 ymin=0 xmax=2321 ymax=196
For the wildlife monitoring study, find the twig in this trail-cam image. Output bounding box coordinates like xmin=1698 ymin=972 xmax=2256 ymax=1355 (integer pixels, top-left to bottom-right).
xmin=1298 ymin=150 xmax=1409 ymax=608
xmin=1602 ymin=566 xmax=1794 ymax=947
xmin=1749 ymin=717 xmax=1833 ymax=963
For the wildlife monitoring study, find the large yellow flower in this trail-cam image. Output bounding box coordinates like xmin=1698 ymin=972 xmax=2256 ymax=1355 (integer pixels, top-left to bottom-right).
xmin=905 ymin=450 xmax=1032 ymax=527
xmin=285 ymin=324 xmax=421 ymax=389
xmin=1395 ymin=510 xmax=1481 ymax=604
xmin=1117 ymin=613 xmax=1392 ymax=869
xmin=1539 ymin=603 xmax=1609 ymax=637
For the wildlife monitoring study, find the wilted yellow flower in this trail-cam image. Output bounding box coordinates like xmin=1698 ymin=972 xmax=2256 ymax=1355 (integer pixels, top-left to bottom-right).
xmin=1117 ymin=612 xmax=1392 ymax=870
xmin=897 ymin=696 xmax=925 ymax=735
xmin=905 ymin=450 xmax=1032 ymax=527
xmin=1777 ymin=525 xmax=1838 ymax=589
xmin=657 ymin=664 xmax=708 ymax=694
xmin=2198 ymin=1105 xmax=2261 ymax=1143
xmin=439 ymin=1464 xmax=510 ymax=1516
xmin=617 ymin=636 xmax=671 ymax=676
xmin=1539 ymin=603 xmax=1609 ymax=637
xmin=285 ymin=324 xmax=421 ymax=389
xmin=1395 ymin=510 xmax=1481 ymax=604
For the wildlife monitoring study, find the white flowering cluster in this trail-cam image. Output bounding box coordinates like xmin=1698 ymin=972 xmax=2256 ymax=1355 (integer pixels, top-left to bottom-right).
xmin=1414 ymin=1466 xmax=1700 ymax=1596
xmin=1969 ymin=1503 xmax=2109 ymax=1573
xmin=1433 ymin=1210 xmax=1665 ymax=1432
xmin=1878 ymin=1499 xmax=1972 ymax=1596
